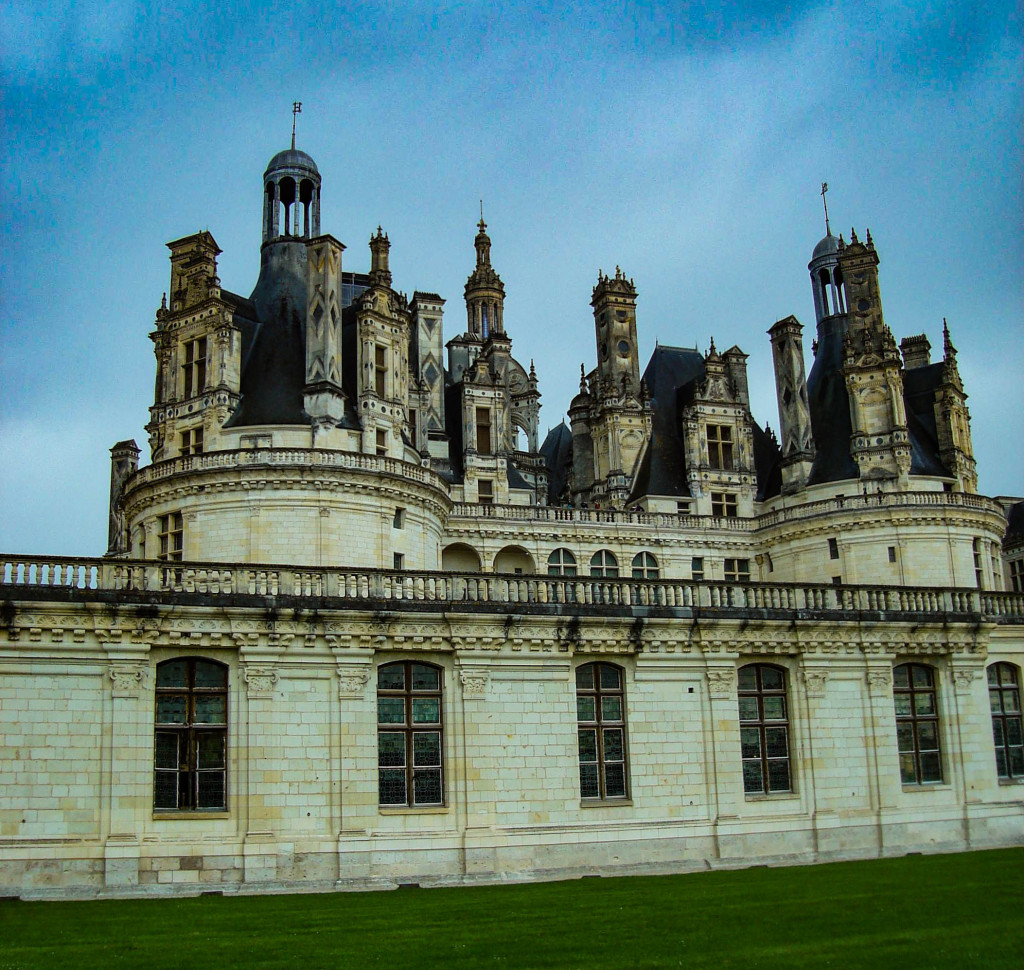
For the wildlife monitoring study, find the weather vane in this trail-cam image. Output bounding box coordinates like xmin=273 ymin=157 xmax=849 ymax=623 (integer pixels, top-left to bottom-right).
xmin=291 ymin=102 xmax=302 ymax=149
xmin=821 ymin=181 xmax=831 ymax=236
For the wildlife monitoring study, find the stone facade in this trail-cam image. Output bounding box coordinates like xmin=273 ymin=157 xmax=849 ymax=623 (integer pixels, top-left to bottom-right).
xmin=1 ymin=144 xmax=1022 ymax=896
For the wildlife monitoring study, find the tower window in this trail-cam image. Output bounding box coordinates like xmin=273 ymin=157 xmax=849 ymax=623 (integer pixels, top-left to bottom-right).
xmin=988 ymin=663 xmax=1023 ymax=779
xmin=180 ymin=427 xmax=204 ymax=457
xmin=182 ymin=338 xmax=207 ymax=398
xmin=711 ymin=492 xmax=738 ymax=518
xmin=377 ymin=661 xmax=444 ymax=807
xmin=738 ymin=664 xmax=791 ymax=794
xmin=376 ymin=429 xmax=387 ymax=457
xmin=374 ymin=345 xmax=387 ymax=397
xmin=691 ymin=557 xmax=705 ymax=581
xmin=154 ymin=658 xmax=227 ymax=811
xmin=724 ymin=559 xmax=750 ymax=582
xmin=1011 ymin=559 xmax=1024 ymax=593
xmin=973 ymin=539 xmax=984 ymax=588
xmin=576 ymin=663 xmax=629 ymax=800
xmin=888 ymin=546 xmax=897 ymax=563
xmin=157 ymin=512 xmax=183 ymax=562
xmin=477 ymin=479 xmax=493 ymax=505
xmin=547 ymin=548 xmax=577 ymax=576
xmin=631 ymin=552 xmax=659 ymax=579
xmin=408 ymin=408 xmax=418 ymax=449
xmin=589 ymin=550 xmax=619 ymax=578
xmin=828 ymin=538 xmax=840 ymax=560
xmin=707 ymin=425 xmax=733 ymax=470
xmin=476 ymin=407 xmax=492 ymax=455
xmin=393 ymin=507 xmax=405 ymax=529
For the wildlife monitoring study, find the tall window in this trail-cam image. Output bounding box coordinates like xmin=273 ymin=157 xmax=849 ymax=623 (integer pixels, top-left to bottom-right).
xmin=154 ymin=658 xmax=227 ymax=811
xmin=724 ymin=558 xmax=750 ymax=582
xmin=707 ymin=424 xmax=733 ymax=470
xmin=375 ymin=428 xmax=387 ymax=457
xmin=576 ymin=663 xmax=628 ymax=799
xmin=893 ymin=663 xmax=942 ymax=784
xmin=1009 ymin=559 xmax=1023 ymax=593
xmin=182 ymin=337 xmax=207 ymax=398
xmin=374 ymin=345 xmax=387 ymax=397
xmin=631 ymin=552 xmax=659 ymax=579
xmin=476 ymin=407 xmax=492 ymax=455
xmin=180 ymin=427 xmax=204 ymax=456
xmin=377 ymin=661 xmax=444 ymax=807
xmin=547 ymin=548 xmax=577 ymax=576
xmin=590 ymin=550 xmax=619 ymax=578
xmin=477 ymin=479 xmax=494 ymax=505
xmin=691 ymin=556 xmax=705 ymax=581
xmin=988 ymin=663 xmax=1023 ymax=780
xmin=738 ymin=664 xmax=791 ymax=794
xmin=711 ymin=492 xmax=738 ymax=517
xmin=158 ymin=512 xmax=183 ymax=561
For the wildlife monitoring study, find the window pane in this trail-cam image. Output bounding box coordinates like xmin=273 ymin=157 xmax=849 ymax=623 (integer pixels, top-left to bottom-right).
xmin=155 ymin=732 xmax=178 ymax=769
xmin=411 ymin=665 xmax=439 ymax=691
xmin=737 ymin=667 xmax=757 ymax=691
xmin=914 ymin=692 xmax=936 ymax=716
xmin=194 ymin=695 xmax=226 ymax=725
xmin=992 ymin=720 xmax=1004 ymax=746
xmin=378 ymin=665 xmax=405 ymax=690
xmin=742 ymin=761 xmax=764 ymax=793
xmin=919 ymin=752 xmax=942 ymax=782
xmin=995 ymin=748 xmax=1007 ymax=778
xmin=762 ymin=696 xmax=786 ymax=721
xmin=196 ymin=732 xmax=225 ymax=769
xmin=894 ymin=694 xmax=912 ymax=717
xmin=893 ymin=665 xmax=910 ymax=688
xmin=912 ymin=666 xmax=933 ymax=688
xmin=194 ymin=661 xmax=226 ymax=688
xmin=578 ymin=729 xmax=597 ymax=762
xmin=987 ymin=666 xmax=1000 ymax=686
xmin=760 ymin=667 xmax=784 ymax=691
xmin=740 ymin=726 xmax=761 ymax=759
xmin=899 ymin=753 xmax=918 ymax=784
xmin=196 ymin=773 xmax=225 ymax=810
xmin=378 ymin=697 xmax=406 ymax=724
xmin=575 ymin=666 xmax=595 ymax=689
xmin=917 ymin=722 xmax=938 ymax=750
xmin=156 ymin=695 xmax=187 ymax=724
xmin=413 ymin=732 xmax=441 ymax=767
xmin=991 ymin=692 xmax=1004 ymax=714
xmin=413 ymin=768 xmax=443 ymax=805
xmin=154 ymin=772 xmax=178 ymax=809
xmin=765 ymin=726 xmax=788 ymax=758
xmin=767 ymin=759 xmax=791 ymax=793
xmin=738 ymin=697 xmax=759 ymax=721
xmin=157 ymin=660 xmax=188 ymax=688
xmin=378 ymin=732 xmax=406 ymax=767
xmin=580 ymin=763 xmax=599 ymax=798
xmin=604 ymin=762 xmax=626 ymax=798
xmin=1009 ymin=747 xmax=1024 ymax=776
xmin=897 ymin=723 xmax=915 ymax=753
xmin=577 ymin=696 xmax=596 ymax=721
xmin=412 ymin=697 xmax=440 ymax=724
xmin=599 ymin=665 xmax=621 ymax=690
xmin=602 ymin=696 xmax=623 ymax=722
xmin=1001 ymin=666 xmax=1019 ymax=687
xmin=379 ymin=769 xmax=407 ymax=805
xmin=1003 ymin=690 xmax=1021 ymax=714
xmin=603 ymin=728 xmax=624 ymax=762
xmin=1006 ymin=718 xmax=1023 ymax=747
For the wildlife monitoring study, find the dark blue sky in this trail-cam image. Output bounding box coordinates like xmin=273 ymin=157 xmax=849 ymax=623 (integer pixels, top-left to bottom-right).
xmin=2 ymin=0 xmax=1021 ymax=554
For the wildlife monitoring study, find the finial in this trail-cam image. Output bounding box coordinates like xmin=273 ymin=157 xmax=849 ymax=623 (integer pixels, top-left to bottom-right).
xmin=821 ymin=181 xmax=831 ymax=236
xmin=580 ymin=363 xmax=587 ymax=392
xmin=161 ymin=292 xmax=167 ymax=310
xmin=709 ymin=336 xmax=717 ymax=356
xmin=943 ymin=318 xmax=957 ymax=358
xmin=866 ymin=227 xmax=873 ymax=247
xmin=850 ymin=226 xmax=858 ymax=243
xmin=291 ymin=101 xmax=302 ymax=150
xmin=530 ymin=359 xmax=536 ymax=379
xmin=477 ymin=200 xmax=486 ymax=233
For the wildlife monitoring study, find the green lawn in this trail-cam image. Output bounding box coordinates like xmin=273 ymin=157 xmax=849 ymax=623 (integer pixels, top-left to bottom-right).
xmin=2 ymin=849 xmax=1022 ymax=969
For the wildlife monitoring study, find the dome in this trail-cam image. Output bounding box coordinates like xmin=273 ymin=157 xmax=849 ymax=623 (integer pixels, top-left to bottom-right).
xmin=811 ymin=233 xmax=840 ymax=262
xmin=264 ymin=148 xmax=320 ymax=177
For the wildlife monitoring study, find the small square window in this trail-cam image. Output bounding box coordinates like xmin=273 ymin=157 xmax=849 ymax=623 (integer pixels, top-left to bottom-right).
xmin=832 ymin=576 xmax=842 ymax=586
xmin=711 ymin=493 xmax=738 ymax=518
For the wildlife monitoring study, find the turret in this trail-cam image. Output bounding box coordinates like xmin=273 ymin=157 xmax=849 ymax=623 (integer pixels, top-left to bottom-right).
xmin=464 ymin=216 xmax=505 ymax=338
xmin=591 ymin=267 xmax=640 ymax=398
xmin=768 ymin=316 xmax=814 ymax=493
xmin=262 ymin=149 xmax=321 ymax=243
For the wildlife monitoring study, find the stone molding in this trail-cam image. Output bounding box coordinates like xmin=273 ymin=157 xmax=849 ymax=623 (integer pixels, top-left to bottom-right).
xmin=244 ymin=666 xmax=279 ymax=698
xmin=337 ymin=666 xmax=371 ymax=698
xmin=459 ymin=668 xmax=490 ymax=695
xmin=109 ymin=664 xmax=146 ymax=697
xmin=866 ymin=668 xmax=892 ymax=693
xmin=801 ymin=668 xmax=829 ymax=697
xmin=706 ymin=668 xmax=735 ymax=696
xmin=952 ymin=667 xmax=979 ymax=693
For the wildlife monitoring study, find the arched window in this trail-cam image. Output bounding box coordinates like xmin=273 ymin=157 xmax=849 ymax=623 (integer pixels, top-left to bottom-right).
xmin=738 ymin=664 xmax=791 ymax=794
xmin=547 ymin=548 xmax=577 ymax=576
xmin=154 ymin=658 xmax=228 ymax=811
xmin=377 ymin=661 xmax=444 ymax=807
xmin=631 ymin=552 xmax=659 ymax=579
xmin=988 ymin=663 xmax=1023 ymax=779
xmin=589 ymin=550 xmax=619 ymax=578
xmin=893 ymin=663 xmax=942 ymax=784
xmin=576 ymin=663 xmax=628 ymax=799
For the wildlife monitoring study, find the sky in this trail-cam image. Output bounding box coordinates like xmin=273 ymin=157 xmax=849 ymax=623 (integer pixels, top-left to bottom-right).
xmin=1 ymin=0 xmax=1021 ymax=557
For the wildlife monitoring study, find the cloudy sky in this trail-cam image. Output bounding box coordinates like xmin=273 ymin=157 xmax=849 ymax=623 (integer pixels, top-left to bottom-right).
xmin=1 ymin=0 xmax=1021 ymax=557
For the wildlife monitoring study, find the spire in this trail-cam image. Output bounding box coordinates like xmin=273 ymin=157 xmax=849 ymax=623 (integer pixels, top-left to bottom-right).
xmin=291 ymin=101 xmax=302 ymax=150
xmin=943 ymin=318 xmax=957 ymax=359
xmin=821 ymin=181 xmax=831 ymax=236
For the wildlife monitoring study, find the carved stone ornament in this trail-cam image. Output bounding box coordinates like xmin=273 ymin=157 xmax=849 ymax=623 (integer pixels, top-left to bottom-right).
xmin=802 ymin=668 xmax=829 ymax=697
xmin=109 ymin=665 xmax=145 ymax=697
xmin=952 ymin=667 xmax=978 ymax=693
xmin=337 ymin=667 xmax=371 ymax=698
xmin=706 ymin=669 xmax=735 ymax=696
xmin=460 ymin=668 xmax=490 ymax=695
xmin=244 ymin=666 xmax=279 ymax=698
xmin=866 ymin=668 xmax=892 ymax=693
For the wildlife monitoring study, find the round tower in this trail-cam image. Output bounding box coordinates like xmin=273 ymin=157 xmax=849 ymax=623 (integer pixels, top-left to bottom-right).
xmin=263 ymin=149 xmax=321 ymax=243
xmin=808 ymin=233 xmax=846 ymax=323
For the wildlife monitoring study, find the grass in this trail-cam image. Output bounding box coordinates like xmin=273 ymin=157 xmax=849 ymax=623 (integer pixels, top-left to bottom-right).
xmin=1 ymin=849 xmax=1022 ymax=969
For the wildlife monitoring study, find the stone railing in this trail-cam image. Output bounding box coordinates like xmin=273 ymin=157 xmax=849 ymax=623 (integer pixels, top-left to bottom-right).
xmin=126 ymin=449 xmax=451 ymax=492
xmin=3 ymin=554 xmax=1022 ymax=622
xmin=756 ymin=490 xmax=1006 ymax=530
xmin=449 ymin=504 xmax=752 ymax=532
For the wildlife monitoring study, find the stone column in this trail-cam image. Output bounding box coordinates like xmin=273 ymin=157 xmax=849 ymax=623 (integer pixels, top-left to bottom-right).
xmin=242 ymin=664 xmax=279 ymax=884
xmin=457 ymin=663 xmax=495 ymax=876
xmin=335 ymin=658 xmax=374 ymax=882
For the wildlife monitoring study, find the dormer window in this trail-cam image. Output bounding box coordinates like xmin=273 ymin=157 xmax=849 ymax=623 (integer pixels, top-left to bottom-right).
xmin=707 ymin=424 xmax=733 ymax=470
xmin=182 ymin=338 xmax=207 ymax=398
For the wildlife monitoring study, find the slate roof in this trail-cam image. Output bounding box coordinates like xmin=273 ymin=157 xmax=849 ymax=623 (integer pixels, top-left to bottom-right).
xmin=540 ymin=422 xmax=572 ymax=503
